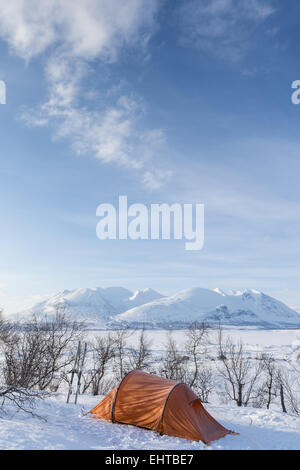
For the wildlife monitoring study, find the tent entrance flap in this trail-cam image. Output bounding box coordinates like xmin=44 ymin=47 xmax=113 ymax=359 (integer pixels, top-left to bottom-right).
xmin=159 ymin=382 xmax=185 ymax=435
xmin=111 ymin=370 xmax=137 ymax=422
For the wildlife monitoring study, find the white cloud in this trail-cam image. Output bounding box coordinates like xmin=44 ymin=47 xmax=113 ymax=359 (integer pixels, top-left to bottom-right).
xmin=178 ymin=0 xmax=276 ymax=61
xmin=21 ymin=74 xmax=171 ymax=182
xmin=0 ymin=0 xmax=158 ymax=61
xmin=142 ymin=168 xmax=173 ymax=190
xmin=0 ymin=0 xmax=170 ymax=188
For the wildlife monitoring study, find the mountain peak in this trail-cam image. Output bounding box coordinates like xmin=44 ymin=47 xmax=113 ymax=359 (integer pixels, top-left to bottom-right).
xmin=115 ymin=287 xmax=300 ymax=329
xmin=213 ymin=288 xmax=226 ymax=296
xmin=129 ymin=288 xmax=164 ymax=305
xmin=10 ymin=286 xmax=300 ymax=329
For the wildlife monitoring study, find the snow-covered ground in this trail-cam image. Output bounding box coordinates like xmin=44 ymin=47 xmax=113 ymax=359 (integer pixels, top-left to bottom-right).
xmin=0 ymin=393 xmax=299 ymax=450
xmin=0 ymin=327 xmax=299 ymax=450
xmin=85 ymin=326 xmax=300 ymax=361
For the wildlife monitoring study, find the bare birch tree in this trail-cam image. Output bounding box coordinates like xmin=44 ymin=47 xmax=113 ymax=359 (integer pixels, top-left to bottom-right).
xmin=112 ymin=327 xmax=132 ymax=380
xmin=217 ymin=326 xmax=263 ymax=407
xmin=128 ymin=328 xmax=153 ymax=371
xmin=160 ymin=332 xmax=188 ymax=381
xmin=82 ymin=334 xmax=115 ymax=395
xmin=3 ymin=312 xmax=84 ymax=391
xmin=184 ymin=321 xmax=209 ymax=387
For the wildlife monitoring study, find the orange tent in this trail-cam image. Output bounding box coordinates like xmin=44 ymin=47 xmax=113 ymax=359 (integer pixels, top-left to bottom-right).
xmin=89 ymin=370 xmax=234 ymax=445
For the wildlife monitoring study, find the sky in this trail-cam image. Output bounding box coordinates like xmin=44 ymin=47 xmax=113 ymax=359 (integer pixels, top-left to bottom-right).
xmin=0 ymin=0 xmax=300 ymax=313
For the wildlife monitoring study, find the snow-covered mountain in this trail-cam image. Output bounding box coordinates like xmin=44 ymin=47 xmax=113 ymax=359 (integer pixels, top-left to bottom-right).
xmin=11 ymin=286 xmax=300 ymax=329
xmin=12 ymin=287 xmax=164 ymax=327
xmin=114 ymin=288 xmax=300 ymax=329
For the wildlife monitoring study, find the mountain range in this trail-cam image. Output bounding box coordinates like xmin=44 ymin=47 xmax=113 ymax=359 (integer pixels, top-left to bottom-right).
xmin=10 ymin=286 xmax=300 ymax=329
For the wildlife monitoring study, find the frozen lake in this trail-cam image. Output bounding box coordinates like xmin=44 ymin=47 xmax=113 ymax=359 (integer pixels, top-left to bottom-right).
xmin=84 ymin=327 xmax=300 ymax=359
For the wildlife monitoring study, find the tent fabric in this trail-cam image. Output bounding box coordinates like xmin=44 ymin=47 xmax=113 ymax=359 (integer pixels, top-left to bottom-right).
xmin=89 ymin=370 xmax=233 ymax=444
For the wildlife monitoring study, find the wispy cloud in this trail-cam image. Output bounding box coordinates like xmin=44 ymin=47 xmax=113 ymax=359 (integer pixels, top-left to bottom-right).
xmin=177 ymin=0 xmax=276 ymax=61
xmin=0 ymin=0 xmax=171 ymax=188
xmin=0 ymin=0 xmax=158 ymax=61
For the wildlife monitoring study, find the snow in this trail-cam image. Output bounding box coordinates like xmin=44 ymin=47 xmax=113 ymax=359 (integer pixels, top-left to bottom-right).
xmin=0 ymin=327 xmax=299 ymax=450
xmin=9 ymin=286 xmax=164 ymax=327
xmin=8 ymin=286 xmax=300 ymax=329
xmin=115 ymin=287 xmax=300 ymax=328
xmin=0 ymin=393 xmax=299 ymax=450
xmin=85 ymin=327 xmax=300 ymax=362
xmin=128 ymin=288 xmax=164 ymax=307
xmin=213 ymin=288 xmax=226 ymax=296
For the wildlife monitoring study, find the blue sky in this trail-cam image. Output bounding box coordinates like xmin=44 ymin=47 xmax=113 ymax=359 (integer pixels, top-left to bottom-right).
xmin=0 ymin=0 xmax=300 ymax=313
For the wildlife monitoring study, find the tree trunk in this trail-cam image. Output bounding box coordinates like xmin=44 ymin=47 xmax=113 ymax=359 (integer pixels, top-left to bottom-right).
xmin=280 ymin=384 xmax=287 ymax=413
xmin=237 ymin=384 xmax=243 ymax=407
